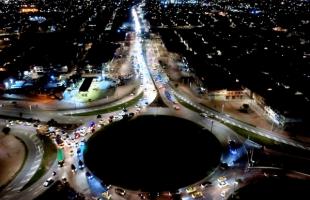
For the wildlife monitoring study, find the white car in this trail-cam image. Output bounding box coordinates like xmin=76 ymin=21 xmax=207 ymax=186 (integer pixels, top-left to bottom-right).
xmin=173 ymin=104 xmax=180 ymax=110
xmin=220 ymin=191 xmax=226 ymax=197
xmin=114 ymin=115 xmax=123 ymax=121
xmin=43 ymin=178 xmax=54 ymax=187
xmin=200 ymin=113 xmax=208 ymax=118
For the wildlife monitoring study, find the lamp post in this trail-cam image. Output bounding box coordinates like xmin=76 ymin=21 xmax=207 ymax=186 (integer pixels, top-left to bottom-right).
xmin=210 ymin=120 xmax=214 ymax=133
xmin=233 ymin=179 xmax=238 ymax=198
xmin=271 ymin=120 xmax=274 ymax=131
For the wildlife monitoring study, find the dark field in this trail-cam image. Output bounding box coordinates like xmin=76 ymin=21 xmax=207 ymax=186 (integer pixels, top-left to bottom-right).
xmin=85 ymin=115 xmax=222 ymax=192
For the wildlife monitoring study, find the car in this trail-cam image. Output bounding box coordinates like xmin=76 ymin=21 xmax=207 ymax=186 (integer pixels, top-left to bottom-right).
xmin=228 ymin=140 xmax=239 ymax=150
xmin=62 ymin=177 xmax=68 ymax=183
xmin=25 ymin=122 xmax=32 ymax=126
xmin=66 ymin=140 xmax=72 ymax=147
xmin=77 ymin=148 xmax=81 ymax=156
xmin=115 ymin=188 xmax=126 ymax=196
xmin=78 ymin=160 xmax=84 ymax=169
xmin=80 ymin=130 xmax=88 ymax=137
xmin=186 ymin=186 xmax=197 ymax=194
xmin=200 ymin=181 xmax=212 ymax=188
xmin=218 ymin=176 xmax=227 ymax=187
xmin=69 ymin=149 xmax=74 ymax=156
xmin=102 ymin=191 xmax=112 ymax=200
xmin=220 ymin=162 xmax=229 ymax=170
xmin=208 ymin=113 xmax=215 ymax=118
xmin=99 ymin=119 xmax=105 ymax=125
xmin=118 ymin=111 xmax=125 ymax=116
xmin=114 ymin=115 xmax=123 ymax=121
xmin=75 ymin=132 xmax=80 ymax=139
xmin=191 ymin=191 xmax=203 ymax=199
xmin=71 ymin=164 xmax=76 ymax=172
xmin=43 ymin=178 xmax=54 ymax=187
xmin=158 ymin=192 xmax=173 ymax=200
xmin=86 ymin=171 xmax=93 ymax=179
xmin=200 ymin=113 xmax=208 ymax=118
xmin=173 ymin=104 xmax=180 ymax=110
xmin=58 ymin=160 xmax=64 ymax=167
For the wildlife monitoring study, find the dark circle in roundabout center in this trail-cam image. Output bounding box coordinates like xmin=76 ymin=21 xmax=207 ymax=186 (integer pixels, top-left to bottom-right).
xmin=84 ymin=115 xmax=222 ymax=192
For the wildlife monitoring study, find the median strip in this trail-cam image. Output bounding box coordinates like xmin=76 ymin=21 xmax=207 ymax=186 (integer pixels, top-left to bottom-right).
xmin=69 ymin=92 xmax=143 ymax=116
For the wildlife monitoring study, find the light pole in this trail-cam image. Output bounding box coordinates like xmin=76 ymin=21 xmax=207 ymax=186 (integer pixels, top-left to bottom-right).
xmin=210 ymin=120 xmax=214 ymax=133
xmin=233 ymin=179 xmax=238 ymax=197
xmin=271 ymin=120 xmax=274 ymax=131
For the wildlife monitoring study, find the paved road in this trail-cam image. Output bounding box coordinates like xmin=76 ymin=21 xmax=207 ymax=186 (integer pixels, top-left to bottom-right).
xmin=0 ymin=122 xmax=44 ymax=199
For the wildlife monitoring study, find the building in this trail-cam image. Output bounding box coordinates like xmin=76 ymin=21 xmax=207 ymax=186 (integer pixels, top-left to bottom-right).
xmin=208 ymin=89 xmax=245 ymax=101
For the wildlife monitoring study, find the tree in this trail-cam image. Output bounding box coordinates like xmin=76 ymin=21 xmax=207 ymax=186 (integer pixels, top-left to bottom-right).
xmin=2 ymin=127 xmax=11 ymax=135
xmin=47 ymin=118 xmax=58 ymax=126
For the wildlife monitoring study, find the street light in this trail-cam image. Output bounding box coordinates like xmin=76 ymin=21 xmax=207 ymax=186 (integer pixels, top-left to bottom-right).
xmin=233 ymin=179 xmax=239 ymax=197
xmin=271 ymin=120 xmax=274 ymax=131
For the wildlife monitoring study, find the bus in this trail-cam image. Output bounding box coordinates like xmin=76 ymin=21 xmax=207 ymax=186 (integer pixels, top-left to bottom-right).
xmin=57 ymin=148 xmax=65 ymax=167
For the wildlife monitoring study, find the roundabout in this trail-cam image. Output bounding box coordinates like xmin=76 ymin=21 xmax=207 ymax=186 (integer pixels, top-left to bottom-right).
xmin=84 ymin=115 xmax=222 ymax=192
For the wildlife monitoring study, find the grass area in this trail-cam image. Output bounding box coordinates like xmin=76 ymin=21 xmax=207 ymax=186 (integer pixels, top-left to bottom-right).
xmin=175 ymin=96 xmax=202 ymax=113
xmin=0 ymin=136 xmax=28 ymax=192
xmin=22 ymin=136 xmax=57 ymax=190
xmin=70 ymin=92 xmax=143 ymax=116
xmin=224 ymin=122 xmax=310 ymax=157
